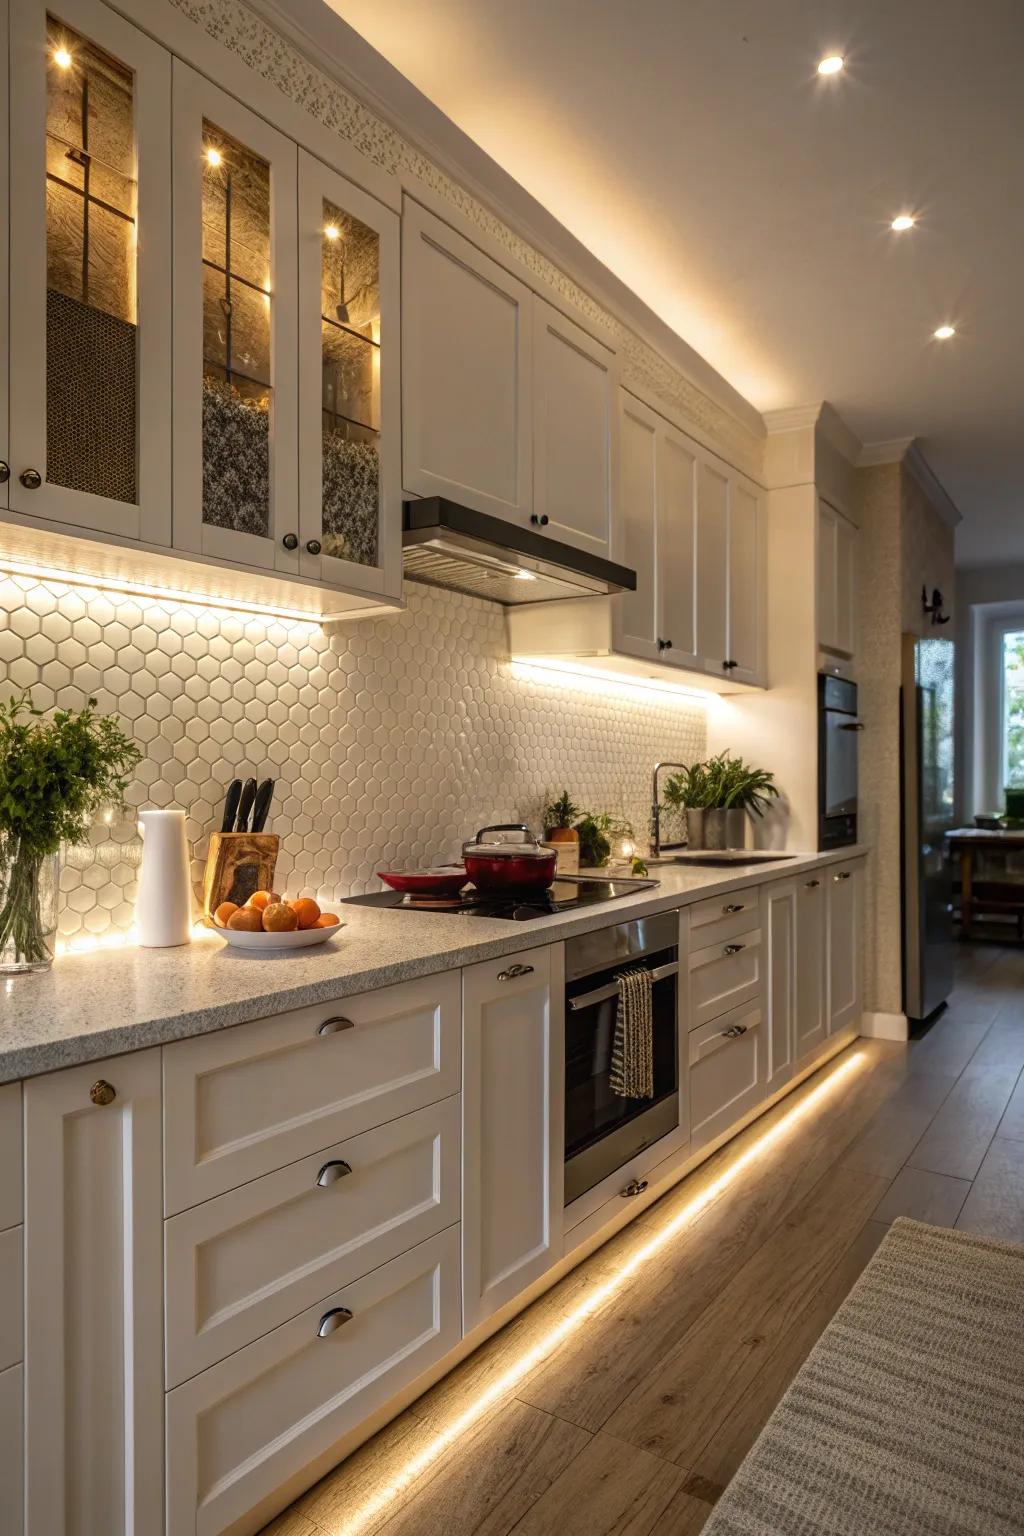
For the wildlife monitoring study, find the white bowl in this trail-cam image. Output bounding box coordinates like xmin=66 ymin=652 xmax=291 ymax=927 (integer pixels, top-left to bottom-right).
xmin=217 ymin=922 xmax=344 ymax=952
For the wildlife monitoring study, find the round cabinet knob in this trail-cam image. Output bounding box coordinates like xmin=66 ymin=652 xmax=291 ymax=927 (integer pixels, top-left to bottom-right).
xmin=89 ymin=1079 xmax=116 ymax=1107
xmin=281 ymin=532 xmax=299 ymax=551
xmin=19 ymin=468 xmax=42 ymax=490
xmin=657 ymin=638 xmax=673 ymax=652
xmin=305 ymin=539 xmax=322 ymax=556
xmin=530 ymin=514 xmax=549 ymax=526
xmin=0 ymin=461 xmax=9 ymax=484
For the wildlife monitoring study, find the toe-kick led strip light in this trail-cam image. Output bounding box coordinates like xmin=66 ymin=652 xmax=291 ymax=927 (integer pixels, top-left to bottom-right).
xmin=328 ymin=1048 xmax=868 ymax=1535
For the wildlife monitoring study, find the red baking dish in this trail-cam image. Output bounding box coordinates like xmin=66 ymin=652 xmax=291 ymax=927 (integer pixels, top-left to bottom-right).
xmin=377 ymin=867 xmax=468 ymax=896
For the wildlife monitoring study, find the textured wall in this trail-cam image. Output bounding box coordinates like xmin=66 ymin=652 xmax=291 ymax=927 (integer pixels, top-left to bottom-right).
xmin=0 ymin=572 xmax=705 ymax=944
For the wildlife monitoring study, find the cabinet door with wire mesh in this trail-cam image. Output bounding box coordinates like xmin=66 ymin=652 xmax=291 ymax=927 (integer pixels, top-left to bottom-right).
xmin=171 ymin=61 xmax=299 ymax=576
xmin=297 ymin=150 xmax=400 ymax=599
xmin=8 ymin=0 xmax=172 ymax=541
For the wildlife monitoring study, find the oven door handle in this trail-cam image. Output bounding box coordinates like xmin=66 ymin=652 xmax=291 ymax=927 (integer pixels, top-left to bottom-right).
xmin=568 ymin=960 xmax=679 ymax=1011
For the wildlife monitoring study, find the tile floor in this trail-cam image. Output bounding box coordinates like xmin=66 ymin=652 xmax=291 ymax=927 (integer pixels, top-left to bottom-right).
xmin=263 ymin=942 xmax=1024 ymax=1536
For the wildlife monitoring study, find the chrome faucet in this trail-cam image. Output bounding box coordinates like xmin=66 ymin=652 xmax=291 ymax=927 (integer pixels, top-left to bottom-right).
xmin=650 ymin=762 xmax=689 ymax=858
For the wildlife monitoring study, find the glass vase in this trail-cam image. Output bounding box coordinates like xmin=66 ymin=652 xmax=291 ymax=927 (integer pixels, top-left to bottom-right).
xmin=0 ymin=838 xmax=61 ymax=975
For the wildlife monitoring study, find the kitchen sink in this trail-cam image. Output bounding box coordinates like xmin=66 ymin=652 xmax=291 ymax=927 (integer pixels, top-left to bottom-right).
xmin=661 ymin=852 xmax=798 ymax=867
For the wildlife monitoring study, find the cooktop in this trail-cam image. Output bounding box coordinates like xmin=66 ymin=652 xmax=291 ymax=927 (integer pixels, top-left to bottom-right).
xmin=341 ymin=874 xmax=660 ymax=922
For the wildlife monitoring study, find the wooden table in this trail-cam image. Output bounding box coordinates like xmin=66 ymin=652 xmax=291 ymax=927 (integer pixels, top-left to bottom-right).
xmin=946 ymin=828 xmax=1024 ymax=939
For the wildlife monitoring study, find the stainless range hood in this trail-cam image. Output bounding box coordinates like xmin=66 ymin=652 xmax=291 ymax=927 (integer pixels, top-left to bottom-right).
xmin=402 ymin=498 xmax=636 ymax=605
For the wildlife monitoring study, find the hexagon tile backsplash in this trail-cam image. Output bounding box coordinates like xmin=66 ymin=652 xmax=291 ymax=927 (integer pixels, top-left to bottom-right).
xmin=0 ymin=571 xmax=706 ymax=942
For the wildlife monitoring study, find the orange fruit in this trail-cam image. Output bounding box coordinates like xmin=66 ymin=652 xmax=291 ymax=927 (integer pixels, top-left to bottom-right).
xmin=289 ymin=897 xmax=321 ymax=930
xmin=262 ymin=901 xmax=298 ymax=933
xmin=213 ymin=901 xmax=239 ymax=928
xmin=227 ymin=906 xmax=263 ymax=932
xmin=246 ymin=890 xmax=279 ymax=912
xmin=315 ymin=913 xmax=340 ymax=928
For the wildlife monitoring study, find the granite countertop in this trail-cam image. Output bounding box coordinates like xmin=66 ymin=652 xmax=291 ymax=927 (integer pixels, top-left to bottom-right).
xmin=0 ymin=846 xmax=869 ymax=1082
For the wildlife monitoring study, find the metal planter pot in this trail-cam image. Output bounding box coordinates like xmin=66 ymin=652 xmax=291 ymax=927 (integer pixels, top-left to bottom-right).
xmin=685 ymin=808 xmax=706 ymax=849
xmin=702 ymin=808 xmax=748 ymax=851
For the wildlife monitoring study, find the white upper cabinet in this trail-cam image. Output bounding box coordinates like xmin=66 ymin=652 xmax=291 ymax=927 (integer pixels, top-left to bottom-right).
xmin=613 ymin=394 xmax=659 ymax=661
xmin=727 ymin=478 xmax=763 ymax=683
xmin=0 ymin=0 xmax=8 ymax=511
xmin=402 ymin=198 xmax=533 ymax=522
xmin=8 ymin=0 xmax=172 ymax=541
xmin=297 ymin=149 xmax=402 ymax=597
xmin=172 ymin=60 xmax=300 ymax=576
xmin=656 ymin=426 xmax=699 ymax=669
xmin=695 ymin=458 xmax=729 ymax=666
xmin=533 ymin=297 xmax=618 ymax=557
xmin=818 ymin=498 xmax=857 ymax=658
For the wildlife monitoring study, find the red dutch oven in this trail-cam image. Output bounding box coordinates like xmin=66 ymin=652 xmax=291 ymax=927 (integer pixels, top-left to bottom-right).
xmin=462 ymin=824 xmax=558 ymax=894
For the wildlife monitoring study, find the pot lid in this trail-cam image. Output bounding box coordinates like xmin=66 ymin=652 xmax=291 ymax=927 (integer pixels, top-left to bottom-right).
xmin=463 ymin=823 xmax=551 ymax=858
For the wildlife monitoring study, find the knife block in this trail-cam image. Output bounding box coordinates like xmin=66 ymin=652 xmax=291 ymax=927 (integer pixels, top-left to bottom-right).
xmin=202 ymin=833 xmax=279 ymax=921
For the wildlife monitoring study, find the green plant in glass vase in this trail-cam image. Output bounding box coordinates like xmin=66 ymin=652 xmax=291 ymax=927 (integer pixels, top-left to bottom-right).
xmin=0 ymin=693 xmax=141 ymax=972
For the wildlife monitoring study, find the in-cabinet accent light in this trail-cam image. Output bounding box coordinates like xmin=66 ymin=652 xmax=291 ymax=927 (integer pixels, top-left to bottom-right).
xmin=324 ymin=224 xmax=341 ymax=241
xmin=328 ymin=1050 xmax=868 ymax=1535
xmin=204 ymin=146 xmax=223 ymax=168
xmin=891 ymin=214 xmax=916 ymax=232
xmin=934 ymin=324 xmax=956 ymax=340
xmin=817 ymin=53 xmax=845 ymax=75
xmin=53 ymin=45 xmax=73 ymax=69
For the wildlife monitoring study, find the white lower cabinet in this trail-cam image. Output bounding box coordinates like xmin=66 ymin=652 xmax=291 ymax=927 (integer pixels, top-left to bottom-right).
xmin=166 ymin=1223 xmax=461 ymax=1536
xmin=795 ymin=874 xmax=827 ymax=1060
xmin=827 ymin=862 xmax=862 ymax=1034
xmin=462 ymin=947 xmax=564 ymax=1332
xmin=23 ymin=1050 xmax=163 ymax=1536
xmin=165 ymin=1094 xmax=461 ymax=1386
xmin=688 ymin=923 xmax=762 ymax=1029
xmin=763 ymin=881 xmax=798 ymax=1094
xmin=688 ymin=1002 xmax=766 ymax=1151
xmin=0 ymin=1362 xmax=23 ymax=1536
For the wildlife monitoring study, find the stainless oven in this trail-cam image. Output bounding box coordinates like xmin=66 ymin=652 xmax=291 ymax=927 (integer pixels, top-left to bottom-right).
xmin=564 ymin=912 xmax=679 ymax=1206
xmin=818 ymin=674 xmax=861 ymax=848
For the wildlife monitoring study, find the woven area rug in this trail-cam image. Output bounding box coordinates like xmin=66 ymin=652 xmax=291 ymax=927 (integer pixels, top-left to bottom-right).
xmin=703 ymin=1217 xmax=1024 ymax=1535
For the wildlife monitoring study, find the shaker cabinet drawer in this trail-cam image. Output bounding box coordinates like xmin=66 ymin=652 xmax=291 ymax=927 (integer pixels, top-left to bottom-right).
xmin=166 ymin=1224 xmax=462 ymax=1536
xmin=688 ymin=926 xmax=762 ymax=1027
xmin=163 ymin=971 xmax=461 ymax=1213
xmin=0 ymin=1364 xmax=23 ymax=1536
xmin=688 ymin=890 xmax=759 ymax=942
xmin=0 ymin=1082 xmax=22 ymax=1232
xmin=0 ymin=1226 xmax=22 ymax=1372
xmin=689 ymin=1003 xmax=766 ymax=1150
xmin=165 ymin=1095 xmax=461 ymax=1385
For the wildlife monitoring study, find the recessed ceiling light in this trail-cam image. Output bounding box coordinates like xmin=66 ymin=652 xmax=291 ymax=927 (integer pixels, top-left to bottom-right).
xmin=891 ymin=214 xmax=916 ymax=232
xmin=53 ymin=45 xmax=73 ymax=69
xmin=204 ymin=146 xmax=222 ymax=168
xmin=934 ymin=324 xmax=956 ymax=340
xmin=817 ymin=54 xmax=845 ymax=75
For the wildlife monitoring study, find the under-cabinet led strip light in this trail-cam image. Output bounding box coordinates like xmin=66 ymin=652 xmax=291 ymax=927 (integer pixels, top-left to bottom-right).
xmin=326 ymin=1048 xmax=868 ymax=1535
xmin=0 ymin=557 xmax=324 ymax=629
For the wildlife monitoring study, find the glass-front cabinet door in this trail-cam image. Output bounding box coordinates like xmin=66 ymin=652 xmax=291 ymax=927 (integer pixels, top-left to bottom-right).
xmin=8 ymin=0 xmax=172 ymax=539
xmin=297 ymin=151 xmax=400 ymax=597
xmin=172 ymin=61 xmax=299 ymax=576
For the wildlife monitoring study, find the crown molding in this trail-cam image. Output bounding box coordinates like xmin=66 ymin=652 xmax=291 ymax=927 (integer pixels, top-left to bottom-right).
xmin=903 ymin=442 xmax=962 ymax=528
xmin=815 ymin=402 xmax=863 ymax=466
xmin=761 ymin=404 xmax=822 ymax=434
xmin=858 ymin=437 xmax=915 ymax=466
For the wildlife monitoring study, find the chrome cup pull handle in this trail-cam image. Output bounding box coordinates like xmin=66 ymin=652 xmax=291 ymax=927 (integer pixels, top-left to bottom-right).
xmin=316 ymin=1160 xmax=352 ymax=1187
xmin=833 ymin=871 xmax=852 ymax=882
xmin=723 ymin=943 xmax=745 ymax=955
xmin=805 ymin=879 xmax=821 ymax=889
xmin=497 ymin=963 xmax=535 ymax=982
xmin=723 ymin=1023 xmax=749 ymax=1038
xmin=317 ymin=1306 xmax=353 ymax=1338
xmin=317 ymin=1016 xmax=355 ymax=1035
xmin=722 ymin=903 xmax=745 ymax=914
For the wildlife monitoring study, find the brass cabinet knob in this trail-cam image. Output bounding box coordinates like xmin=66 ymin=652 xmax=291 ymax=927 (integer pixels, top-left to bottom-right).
xmin=281 ymin=532 xmax=299 ymax=551
xmin=305 ymin=539 xmax=322 ymax=556
xmin=90 ymin=1079 xmax=116 ymax=1106
xmin=19 ymin=468 xmax=42 ymax=489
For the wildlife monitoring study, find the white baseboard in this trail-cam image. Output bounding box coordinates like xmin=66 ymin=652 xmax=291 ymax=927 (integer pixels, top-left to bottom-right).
xmin=860 ymin=1010 xmax=909 ymax=1041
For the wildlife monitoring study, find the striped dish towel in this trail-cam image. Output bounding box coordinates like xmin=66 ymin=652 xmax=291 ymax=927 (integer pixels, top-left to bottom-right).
xmin=610 ymin=965 xmax=655 ymax=1099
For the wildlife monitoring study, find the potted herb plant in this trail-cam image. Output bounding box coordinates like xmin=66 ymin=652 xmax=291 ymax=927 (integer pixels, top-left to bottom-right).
xmin=543 ymin=790 xmax=581 ymax=848
xmin=664 ymin=753 xmax=779 ymax=849
xmin=0 ymin=692 xmax=141 ymax=973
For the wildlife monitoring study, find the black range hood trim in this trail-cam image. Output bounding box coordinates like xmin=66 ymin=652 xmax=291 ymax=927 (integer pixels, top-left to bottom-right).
xmin=403 ymin=497 xmax=637 ymax=593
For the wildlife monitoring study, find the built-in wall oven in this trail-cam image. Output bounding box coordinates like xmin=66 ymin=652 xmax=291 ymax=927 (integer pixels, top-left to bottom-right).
xmin=564 ymin=912 xmax=679 ymax=1206
xmin=818 ymin=673 xmax=861 ymax=848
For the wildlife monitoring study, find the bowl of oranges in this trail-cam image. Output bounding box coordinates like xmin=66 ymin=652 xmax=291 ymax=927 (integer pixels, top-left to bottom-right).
xmin=212 ymin=891 xmax=344 ymax=951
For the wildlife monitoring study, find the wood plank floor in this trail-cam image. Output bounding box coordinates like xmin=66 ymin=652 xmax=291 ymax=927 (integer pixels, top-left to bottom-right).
xmin=265 ymin=943 xmax=1024 ymax=1536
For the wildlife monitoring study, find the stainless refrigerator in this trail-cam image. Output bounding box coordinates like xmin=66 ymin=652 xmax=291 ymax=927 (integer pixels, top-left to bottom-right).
xmin=901 ymin=633 xmax=956 ymax=1022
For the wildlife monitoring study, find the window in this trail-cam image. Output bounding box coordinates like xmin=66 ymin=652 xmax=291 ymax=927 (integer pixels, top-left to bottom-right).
xmin=1002 ymin=630 xmax=1024 ymax=788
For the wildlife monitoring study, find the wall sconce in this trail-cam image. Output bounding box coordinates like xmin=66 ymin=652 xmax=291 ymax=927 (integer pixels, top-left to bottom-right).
xmin=922 ymin=586 xmax=951 ymax=626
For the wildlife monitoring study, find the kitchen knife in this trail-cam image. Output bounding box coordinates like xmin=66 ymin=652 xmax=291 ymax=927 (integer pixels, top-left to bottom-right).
xmin=251 ymin=778 xmax=275 ymax=834
xmin=235 ymin=777 xmax=257 ymax=833
xmin=220 ymin=779 xmax=243 ymax=834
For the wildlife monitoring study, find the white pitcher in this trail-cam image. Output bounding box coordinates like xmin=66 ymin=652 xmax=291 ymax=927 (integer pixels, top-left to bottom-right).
xmin=136 ymin=809 xmax=193 ymax=947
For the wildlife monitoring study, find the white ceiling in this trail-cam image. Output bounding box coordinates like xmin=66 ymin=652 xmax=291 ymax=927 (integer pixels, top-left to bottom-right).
xmin=320 ymin=0 xmax=1024 ymax=567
